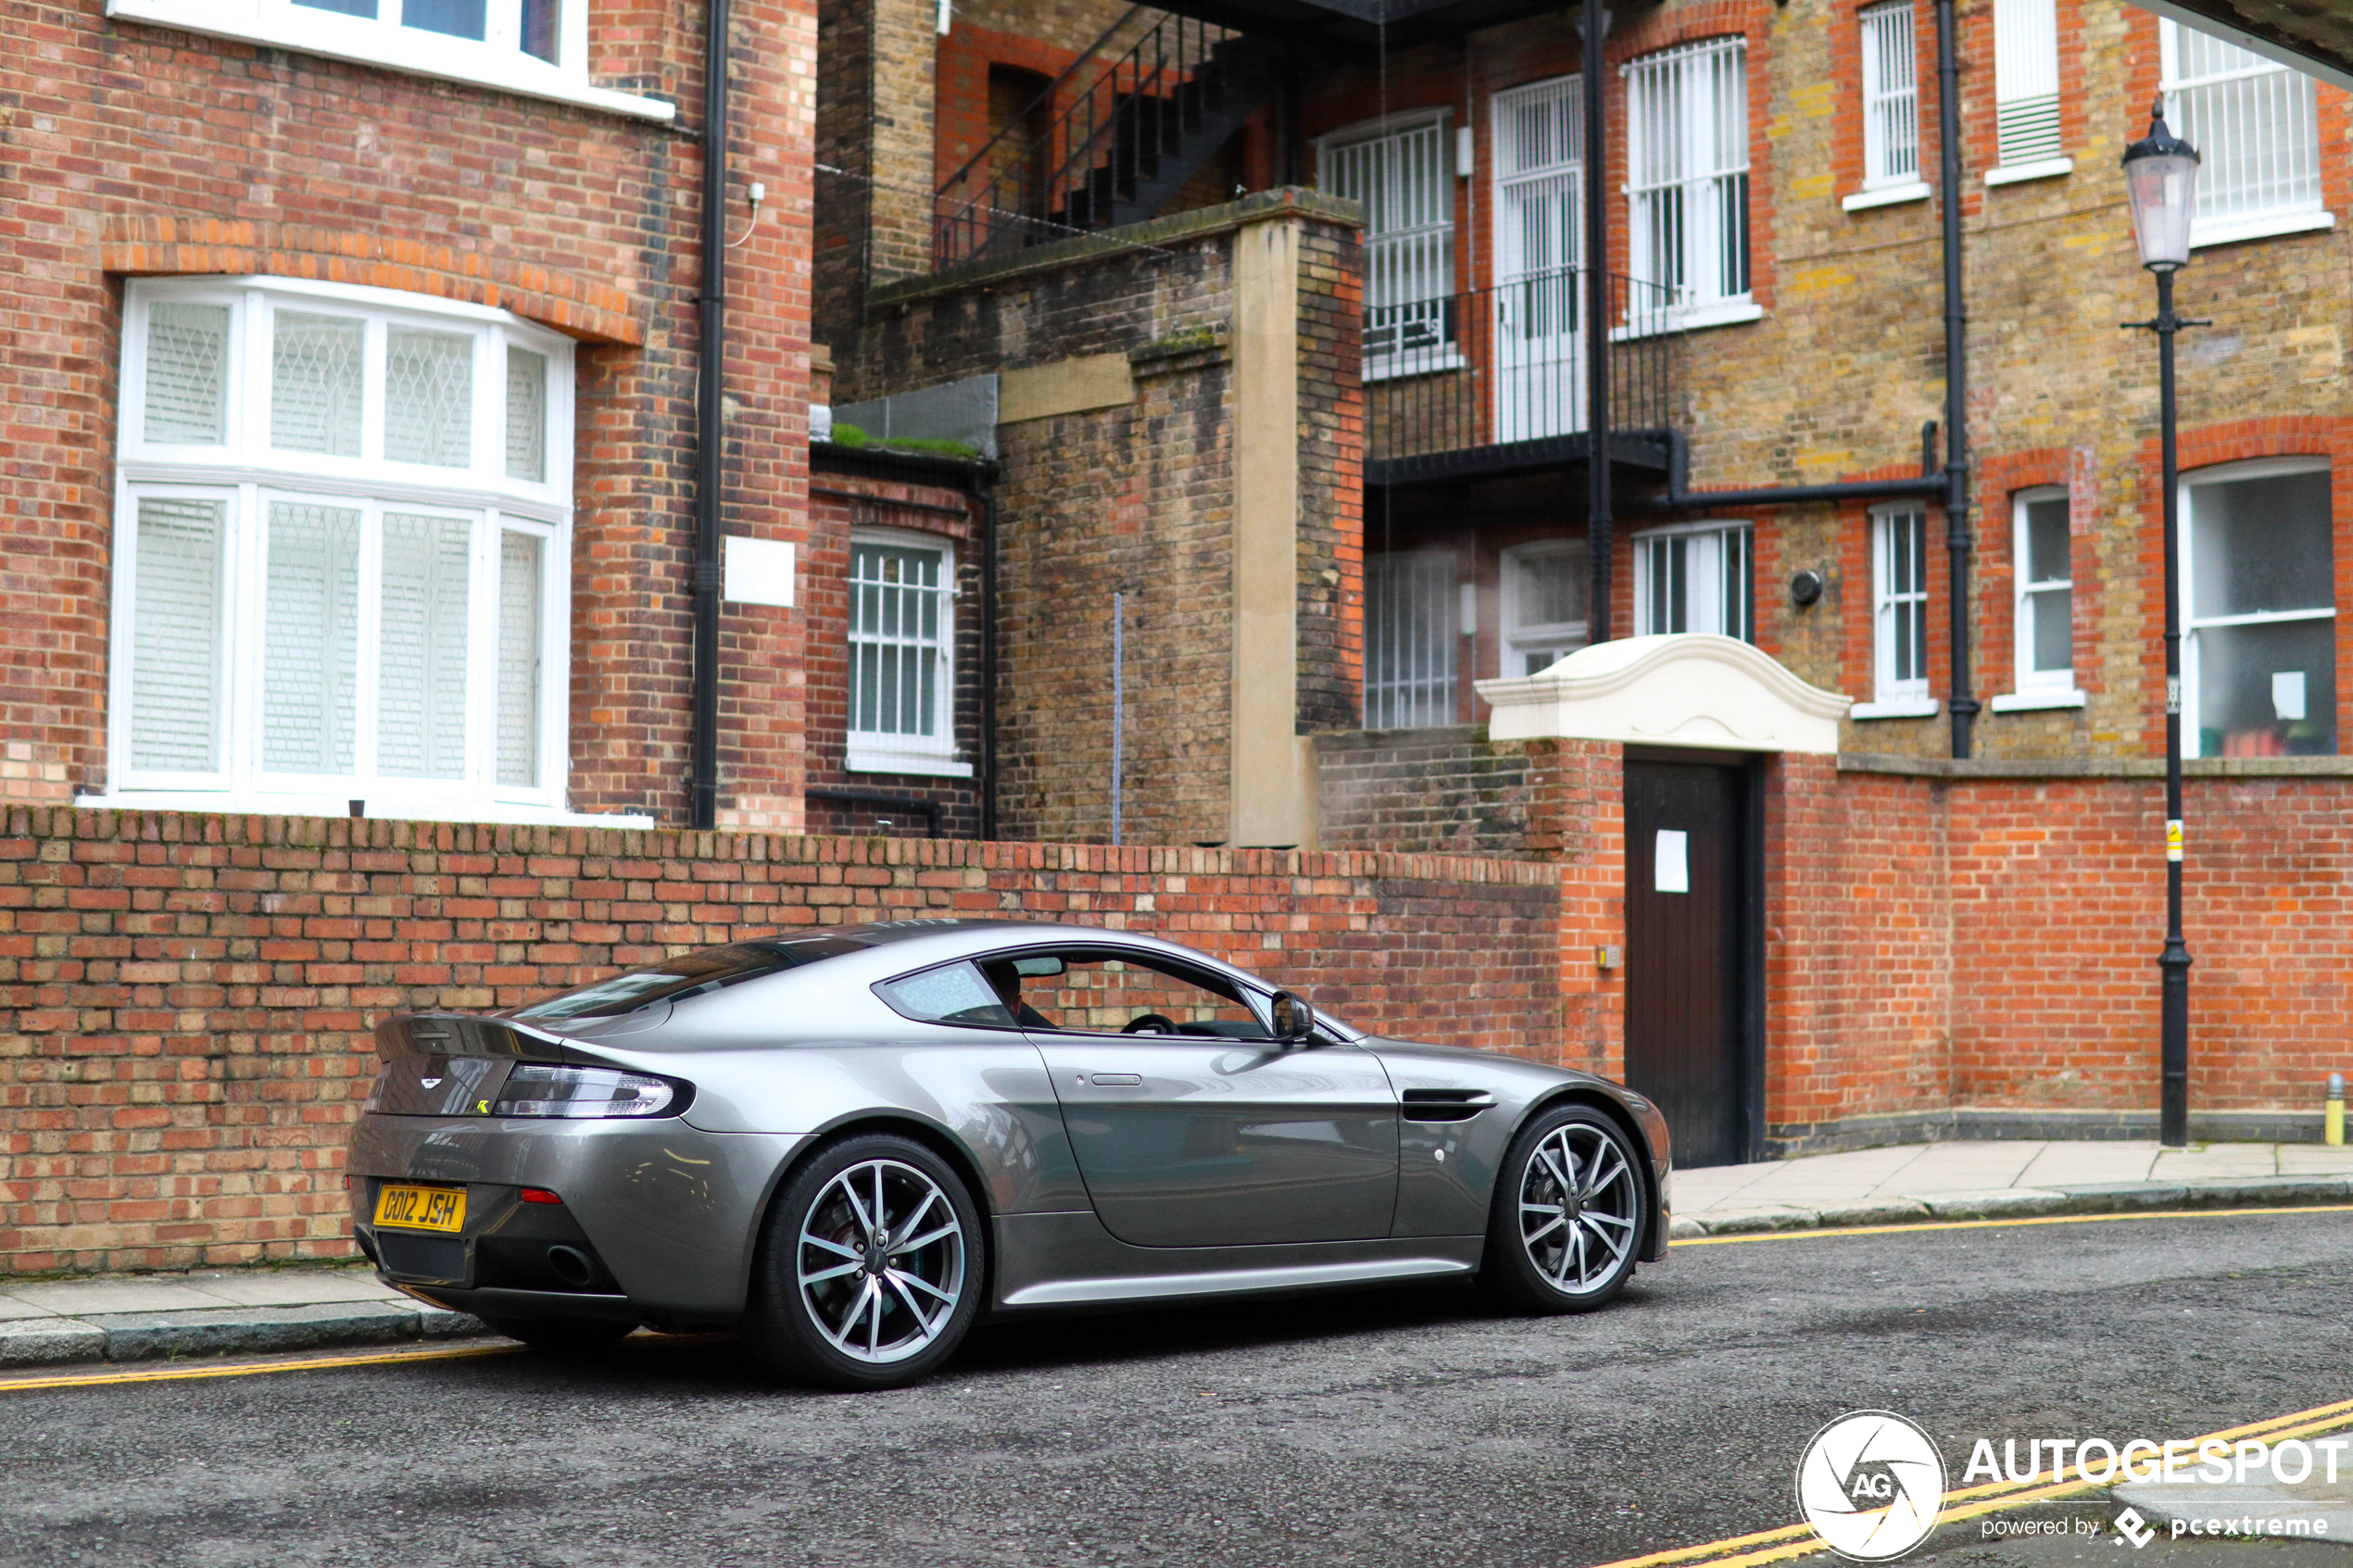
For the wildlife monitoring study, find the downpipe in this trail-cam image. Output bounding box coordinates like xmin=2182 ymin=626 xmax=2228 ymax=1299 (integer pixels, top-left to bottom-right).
xmin=690 ymin=0 xmax=732 ymax=830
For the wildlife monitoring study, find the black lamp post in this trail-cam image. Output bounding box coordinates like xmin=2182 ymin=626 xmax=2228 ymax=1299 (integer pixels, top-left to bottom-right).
xmin=2120 ymin=99 xmax=2203 ymax=1148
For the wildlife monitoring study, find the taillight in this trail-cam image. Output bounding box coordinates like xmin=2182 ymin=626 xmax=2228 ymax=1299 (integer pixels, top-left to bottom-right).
xmin=491 ymin=1064 xmax=682 ymax=1119
xmin=519 ymin=1187 xmax=563 ymax=1205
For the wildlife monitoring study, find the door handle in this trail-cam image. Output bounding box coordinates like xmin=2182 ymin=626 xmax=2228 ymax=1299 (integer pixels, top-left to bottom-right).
xmin=1080 ymin=1073 xmax=1142 ymax=1087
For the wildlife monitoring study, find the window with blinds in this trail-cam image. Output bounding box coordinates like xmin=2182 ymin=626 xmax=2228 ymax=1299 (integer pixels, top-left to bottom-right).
xmin=1858 ymin=3 xmax=1919 ymax=190
xmin=2161 ymin=20 xmax=2324 ymax=245
xmin=109 ymin=279 xmax=571 ymax=817
xmin=847 ymin=533 xmax=962 ymax=773
xmin=1993 ymin=0 xmax=2063 ymax=169
xmin=1365 ymin=551 xmax=1459 ymax=729
xmin=1625 ymin=38 xmax=1751 ymax=319
xmin=1633 ymin=522 xmax=1754 ymax=642
xmin=1318 ymin=114 xmax=1456 ymax=376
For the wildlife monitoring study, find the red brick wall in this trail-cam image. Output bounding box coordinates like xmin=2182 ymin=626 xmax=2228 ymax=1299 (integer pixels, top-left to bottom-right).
xmin=0 ymin=806 xmax=1560 ymax=1275
xmin=2 ymin=1 xmax=815 ymax=822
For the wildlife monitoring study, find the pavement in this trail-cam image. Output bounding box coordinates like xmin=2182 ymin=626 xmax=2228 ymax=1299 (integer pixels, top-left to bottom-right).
xmin=0 ymin=1265 xmax=479 ymax=1368
xmin=1669 ymin=1138 xmax=2353 ymax=1236
xmin=4 ymin=1137 xmax=2346 ymax=1373
xmin=6 ymin=1207 xmax=2352 ymax=1567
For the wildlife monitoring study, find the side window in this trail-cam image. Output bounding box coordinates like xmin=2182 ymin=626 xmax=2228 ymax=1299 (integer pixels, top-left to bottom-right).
xmin=875 ymin=960 xmax=1017 ymax=1028
xmin=981 ymin=951 xmax=1271 ymax=1039
xmin=2012 ymin=487 xmax=2073 ymax=694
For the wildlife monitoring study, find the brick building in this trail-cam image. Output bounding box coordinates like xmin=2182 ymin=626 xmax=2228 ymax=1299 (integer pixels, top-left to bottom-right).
xmin=810 ymin=0 xmax=2353 ymax=1156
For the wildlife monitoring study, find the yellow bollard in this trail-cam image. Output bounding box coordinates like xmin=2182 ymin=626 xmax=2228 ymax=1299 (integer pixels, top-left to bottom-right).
xmin=2328 ymin=1073 xmax=2345 ymax=1147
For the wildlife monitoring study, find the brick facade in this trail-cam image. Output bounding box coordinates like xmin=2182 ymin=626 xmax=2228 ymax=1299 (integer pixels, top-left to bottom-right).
xmin=6 ymin=0 xmax=818 ymax=824
xmin=0 ymin=805 xmax=1559 ymax=1276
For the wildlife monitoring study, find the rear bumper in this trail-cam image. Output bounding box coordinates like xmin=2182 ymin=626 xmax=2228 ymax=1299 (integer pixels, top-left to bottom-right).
xmin=347 ymin=1114 xmax=808 ymax=1325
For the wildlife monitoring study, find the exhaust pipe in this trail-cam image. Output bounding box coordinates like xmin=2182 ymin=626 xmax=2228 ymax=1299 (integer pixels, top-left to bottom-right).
xmin=547 ymin=1246 xmax=597 ymax=1289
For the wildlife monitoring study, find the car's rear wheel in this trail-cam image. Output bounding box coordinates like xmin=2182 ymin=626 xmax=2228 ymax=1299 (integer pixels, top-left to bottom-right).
xmin=1480 ymin=1102 xmax=1645 ymax=1313
xmin=749 ymin=1132 xmax=984 ymax=1390
xmin=477 ymin=1314 xmax=636 ymax=1352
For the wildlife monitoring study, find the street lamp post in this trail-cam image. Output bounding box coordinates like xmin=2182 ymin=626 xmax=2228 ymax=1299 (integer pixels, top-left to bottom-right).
xmin=2120 ymin=99 xmax=2205 ymax=1148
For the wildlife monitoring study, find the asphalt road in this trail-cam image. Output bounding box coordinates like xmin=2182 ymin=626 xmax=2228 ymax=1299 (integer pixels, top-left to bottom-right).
xmin=5 ymin=1209 xmax=2350 ymax=1568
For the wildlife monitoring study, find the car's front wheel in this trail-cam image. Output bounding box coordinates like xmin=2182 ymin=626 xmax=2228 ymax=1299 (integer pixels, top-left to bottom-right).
xmin=749 ymin=1132 xmax=984 ymax=1390
xmin=1480 ymin=1102 xmax=1646 ymax=1312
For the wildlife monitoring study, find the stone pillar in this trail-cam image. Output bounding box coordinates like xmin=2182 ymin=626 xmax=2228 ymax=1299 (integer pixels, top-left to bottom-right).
xmin=1229 ymin=210 xmax=1315 ymax=847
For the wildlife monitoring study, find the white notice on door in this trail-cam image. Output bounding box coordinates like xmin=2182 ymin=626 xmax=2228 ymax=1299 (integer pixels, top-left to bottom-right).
xmin=1655 ymin=829 xmax=1690 ymax=894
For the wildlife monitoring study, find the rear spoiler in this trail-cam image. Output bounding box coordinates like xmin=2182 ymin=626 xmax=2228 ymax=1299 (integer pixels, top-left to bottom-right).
xmin=374 ymin=1012 xmax=603 ymax=1065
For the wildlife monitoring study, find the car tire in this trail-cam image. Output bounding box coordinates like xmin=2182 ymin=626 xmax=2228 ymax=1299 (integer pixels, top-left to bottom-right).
xmin=477 ymin=1314 xmax=636 ymax=1352
xmin=1479 ymin=1102 xmax=1646 ymax=1314
xmin=749 ymin=1132 xmax=986 ymax=1391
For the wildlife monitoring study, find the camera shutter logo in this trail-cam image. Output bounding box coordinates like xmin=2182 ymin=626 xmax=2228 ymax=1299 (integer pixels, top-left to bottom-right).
xmin=1795 ymin=1411 xmax=1947 ymax=1561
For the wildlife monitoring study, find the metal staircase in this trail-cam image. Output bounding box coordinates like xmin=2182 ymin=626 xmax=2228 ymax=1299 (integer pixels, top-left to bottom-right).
xmin=933 ymin=12 xmax=1284 ymax=270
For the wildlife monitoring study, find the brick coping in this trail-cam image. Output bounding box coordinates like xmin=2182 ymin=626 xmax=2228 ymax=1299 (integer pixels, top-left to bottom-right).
xmin=8 ymin=806 xmax=1559 ymax=888
xmin=1840 ymin=752 xmax=2353 ymax=779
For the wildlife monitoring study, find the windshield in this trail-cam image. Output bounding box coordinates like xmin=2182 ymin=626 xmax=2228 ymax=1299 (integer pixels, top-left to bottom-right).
xmin=511 ymin=935 xmax=866 ymax=1021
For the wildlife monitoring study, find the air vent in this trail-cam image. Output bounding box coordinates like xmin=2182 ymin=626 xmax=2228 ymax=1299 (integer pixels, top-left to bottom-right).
xmin=1402 ymin=1088 xmax=1495 ymax=1123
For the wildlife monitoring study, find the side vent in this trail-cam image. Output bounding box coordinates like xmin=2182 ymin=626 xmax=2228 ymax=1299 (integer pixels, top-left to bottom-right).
xmin=1402 ymin=1088 xmax=1496 ymax=1123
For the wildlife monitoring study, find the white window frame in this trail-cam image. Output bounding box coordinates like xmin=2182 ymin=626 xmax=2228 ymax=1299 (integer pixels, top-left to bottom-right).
xmin=1854 ymin=503 xmax=1939 ymax=719
xmin=1317 ymin=110 xmax=1461 ymax=381
xmin=1991 ymin=484 xmax=2086 ymax=710
xmin=1500 ymin=541 xmax=1589 ymax=676
xmin=1621 ymin=37 xmax=1760 ymax=334
xmin=2160 ymin=18 xmax=2333 ymax=249
xmin=1630 ymin=519 xmax=1754 ymax=642
xmin=1365 ymin=549 xmax=1460 ymax=730
xmin=104 ymin=0 xmax=673 ymax=121
xmin=847 ymin=527 xmax=970 ymax=777
xmin=2181 ymin=456 xmax=2335 ymax=759
xmin=1856 ymin=3 xmax=1923 ymax=195
xmin=98 ymin=275 xmax=593 ymax=824
xmin=1985 ymin=0 xmax=2070 ymax=184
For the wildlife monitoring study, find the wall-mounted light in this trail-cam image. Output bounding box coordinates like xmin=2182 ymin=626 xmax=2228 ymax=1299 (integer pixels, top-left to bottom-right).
xmin=1790 ymin=570 xmax=1825 ymax=608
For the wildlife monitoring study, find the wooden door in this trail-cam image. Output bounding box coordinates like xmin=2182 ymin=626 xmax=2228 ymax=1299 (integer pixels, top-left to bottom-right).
xmin=1624 ymin=757 xmax=1753 ymax=1168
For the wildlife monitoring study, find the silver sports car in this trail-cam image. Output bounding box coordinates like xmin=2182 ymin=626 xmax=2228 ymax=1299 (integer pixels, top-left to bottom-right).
xmin=348 ymin=919 xmax=1671 ymax=1388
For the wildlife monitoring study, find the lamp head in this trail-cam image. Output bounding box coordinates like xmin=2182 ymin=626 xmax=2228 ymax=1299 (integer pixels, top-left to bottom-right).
xmin=2121 ymin=96 xmax=2201 ymax=271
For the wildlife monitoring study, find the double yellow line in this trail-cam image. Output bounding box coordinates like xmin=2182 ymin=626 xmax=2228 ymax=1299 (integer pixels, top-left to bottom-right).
xmin=1590 ymin=1393 xmax=2353 ymax=1568
xmin=0 ymin=1340 xmax=517 ymax=1396
xmin=1669 ymin=1202 xmax=2353 ymax=1248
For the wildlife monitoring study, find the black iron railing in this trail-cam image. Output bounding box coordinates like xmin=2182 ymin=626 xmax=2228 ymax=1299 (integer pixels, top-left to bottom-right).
xmin=1365 ymin=269 xmax=1679 ymax=482
xmin=933 ymin=11 xmax=1246 ymax=270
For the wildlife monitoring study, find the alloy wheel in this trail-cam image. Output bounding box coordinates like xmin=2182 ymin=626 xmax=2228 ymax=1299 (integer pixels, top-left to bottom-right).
xmin=796 ymin=1158 xmax=967 ymax=1363
xmin=1516 ymin=1122 xmax=1639 ymax=1295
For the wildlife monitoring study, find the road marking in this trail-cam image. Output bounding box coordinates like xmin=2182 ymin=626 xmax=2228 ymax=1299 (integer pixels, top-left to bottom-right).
xmin=0 ymin=1340 xmax=517 ymax=1396
xmin=1670 ymin=1202 xmax=2353 ymax=1247
xmin=1586 ymin=1391 xmax=2353 ymax=1568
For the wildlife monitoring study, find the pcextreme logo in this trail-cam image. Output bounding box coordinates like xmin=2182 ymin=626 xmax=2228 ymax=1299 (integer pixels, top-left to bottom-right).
xmin=1795 ymin=1411 xmax=1948 ymax=1561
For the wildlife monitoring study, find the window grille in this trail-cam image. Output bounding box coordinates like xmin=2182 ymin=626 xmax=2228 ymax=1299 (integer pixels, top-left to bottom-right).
xmin=1365 ymin=551 xmax=1458 ymax=729
xmin=1492 ymin=76 xmax=1585 ymax=439
xmin=1993 ymin=0 xmax=2062 ymax=166
xmin=850 ymin=539 xmax=955 ymax=747
xmin=2162 ymin=20 xmax=2322 ymax=237
xmin=1633 ymin=523 xmax=1753 ymax=641
xmin=1625 ymin=38 xmax=1750 ymax=312
xmin=1873 ymin=506 xmax=1931 ymax=699
xmin=1320 ymin=117 xmax=1454 ymax=372
xmin=1859 ymin=3 xmax=1919 ymax=189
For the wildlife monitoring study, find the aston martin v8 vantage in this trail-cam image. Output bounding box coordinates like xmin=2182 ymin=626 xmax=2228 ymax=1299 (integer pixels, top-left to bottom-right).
xmin=348 ymin=919 xmax=1671 ymax=1388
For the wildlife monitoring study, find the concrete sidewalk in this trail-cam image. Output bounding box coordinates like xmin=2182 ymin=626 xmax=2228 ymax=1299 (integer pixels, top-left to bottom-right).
xmin=1669 ymin=1140 xmax=2353 ymax=1236
xmin=0 ymin=1265 xmax=481 ymax=1368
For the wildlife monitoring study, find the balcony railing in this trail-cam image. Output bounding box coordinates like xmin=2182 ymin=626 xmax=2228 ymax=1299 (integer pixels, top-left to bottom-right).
xmin=1364 ymin=269 xmax=1678 ymax=484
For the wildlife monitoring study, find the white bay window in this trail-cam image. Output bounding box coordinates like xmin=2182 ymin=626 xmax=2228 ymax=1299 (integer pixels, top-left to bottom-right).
xmin=102 ymin=1 xmax=670 ymax=120
xmin=105 ymin=277 xmax=581 ymax=822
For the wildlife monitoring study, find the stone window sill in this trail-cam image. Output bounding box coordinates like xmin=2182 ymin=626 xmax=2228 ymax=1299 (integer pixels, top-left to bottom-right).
xmin=1849 ymin=696 xmax=1941 ymax=721
xmin=1984 ymin=157 xmax=2074 ymax=187
xmin=1843 ymin=182 xmax=1932 ymax=213
xmin=1989 ymin=688 xmax=2087 ymax=712
xmin=847 ymin=748 xmax=974 ymax=778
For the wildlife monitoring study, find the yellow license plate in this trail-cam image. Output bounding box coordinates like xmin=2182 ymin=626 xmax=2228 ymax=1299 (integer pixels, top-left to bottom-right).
xmin=373 ymin=1184 xmax=466 ymax=1233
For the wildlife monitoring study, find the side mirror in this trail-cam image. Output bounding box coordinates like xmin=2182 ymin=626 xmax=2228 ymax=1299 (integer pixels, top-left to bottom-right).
xmin=1268 ymin=990 xmax=1315 ymax=1045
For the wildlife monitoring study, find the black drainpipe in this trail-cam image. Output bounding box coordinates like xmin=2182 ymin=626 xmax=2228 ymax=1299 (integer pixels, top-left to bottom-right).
xmin=689 ymin=0 xmax=732 ymax=831
xmin=1582 ymin=0 xmax=1613 ymax=642
xmin=1934 ymin=0 xmax=1976 ymax=759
